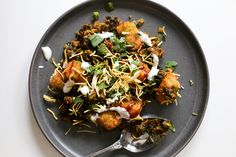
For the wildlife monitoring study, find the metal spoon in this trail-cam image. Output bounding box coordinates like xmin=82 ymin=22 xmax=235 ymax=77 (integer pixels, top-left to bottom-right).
xmin=86 ymin=115 xmax=172 ymax=157
xmin=86 ymin=128 xmax=154 ymax=157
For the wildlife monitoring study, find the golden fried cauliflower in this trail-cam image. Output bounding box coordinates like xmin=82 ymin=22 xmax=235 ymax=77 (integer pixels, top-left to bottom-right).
xmin=49 ymin=70 xmax=64 ymax=90
xmin=116 ymin=21 xmax=142 ymax=50
xmin=62 ymin=60 xmax=85 ymax=82
xmin=156 ymin=69 xmax=181 ymax=105
xmin=97 ymin=111 xmax=122 ymax=131
xmin=118 ymin=99 xmax=143 ymax=118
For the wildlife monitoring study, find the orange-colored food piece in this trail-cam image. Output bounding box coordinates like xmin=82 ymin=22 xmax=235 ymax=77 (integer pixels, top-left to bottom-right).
xmin=49 ymin=70 xmax=64 ymax=90
xmin=118 ymin=99 xmax=143 ymax=118
xmin=116 ymin=21 xmax=142 ymax=50
xmin=138 ymin=62 xmax=150 ymax=81
xmin=62 ymin=60 xmax=85 ymax=82
xmin=116 ymin=21 xmax=138 ymax=34
xmin=125 ymin=34 xmax=142 ymax=50
xmin=97 ymin=111 xmax=122 ymax=131
xmin=156 ymin=69 xmax=180 ymax=104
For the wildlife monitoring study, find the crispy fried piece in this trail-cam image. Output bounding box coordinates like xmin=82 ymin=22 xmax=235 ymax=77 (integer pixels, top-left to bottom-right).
xmin=97 ymin=111 xmax=122 ymax=131
xmin=118 ymin=99 xmax=143 ymax=118
xmin=62 ymin=60 xmax=85 ymax=82
xmin=63 ymin=96 xmax=74 ymax=105
xmin=116 ymin=21 xmax=142 ymax=50
xmin=125 ymin=34 xmax=142 ymax=50
xmin=136 ymin=18 xmax=145 ymax=28
xmin=71 ymin=40 xmax=80 ymax=48
xmin=49 ymin=70 xmax=64 ymax=90
xmin=116 ymin=21 xmax=138 ymax=34
xmin=156 ymin=69 xmax=180 ymax=105
xmin=93 ymin=21 xmax=108 ymax=32
xmin=138 ymin=62 xmax=150 ymax=81
xmin=147 ymin=47 xmax=164 ymax=57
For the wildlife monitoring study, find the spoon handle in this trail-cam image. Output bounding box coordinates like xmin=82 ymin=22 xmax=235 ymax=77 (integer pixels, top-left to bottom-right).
xmin=86 ymin=140 xmax=123 ymax=157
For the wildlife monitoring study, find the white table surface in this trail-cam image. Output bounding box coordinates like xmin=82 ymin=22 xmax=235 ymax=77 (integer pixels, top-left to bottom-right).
xmin=1 ymin=0 xmax=236 ymax=156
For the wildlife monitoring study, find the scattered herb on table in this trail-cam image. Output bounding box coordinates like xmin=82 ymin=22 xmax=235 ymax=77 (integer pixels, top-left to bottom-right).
xmin=105 ymin=1 xmax=114 ymax=12
xmin=92 ymin=11 xmax=100 ymax=21
xmin=192 ymin=112 xmax=198 ymax=116
xmin=189 ymin=80 xmax=194 ymax=86
xmin=165 ymin=61 xmax=178 ymax=69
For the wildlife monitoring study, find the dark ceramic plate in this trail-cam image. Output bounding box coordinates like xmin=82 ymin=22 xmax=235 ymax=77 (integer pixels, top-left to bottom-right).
xmin=29 ymin=0 xmax=209 ymax=156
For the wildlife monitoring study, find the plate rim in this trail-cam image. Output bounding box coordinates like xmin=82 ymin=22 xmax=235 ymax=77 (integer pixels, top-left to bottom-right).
xmin=28 ymin=0 xmax=210 ymax=156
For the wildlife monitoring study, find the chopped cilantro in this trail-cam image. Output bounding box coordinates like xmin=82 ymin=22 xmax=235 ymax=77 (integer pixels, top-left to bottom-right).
xmin=109 ymin=77 xmax=117 ymax=87
xmin=97 ymin=43 xmax=110 ymax=56
xmin=74 ymin=97 xmax=84 ymax=104
xmin=169 ymin=125 xmax=176 ymax=133
xmin=105 ymin=1 xmax=114 ymax=12
xmin=85 ymin=65 xmax=103 ymax=75
xmin=192 ymin=112 xmax=198 ymax=116
xmin=89 ymin=34 xmax=103 ymax=47
xmin=189 ymin=80 xmax=194 ymax=86
xmin=111 ymin=36 xmax=127 ymax=53
xmin=165 ymin=61 xmax=178 ymax=68
xmin=132 ymin=60 xmax=139 ymax=66
xmin=98 ymin=81 xmax=109 ymax=90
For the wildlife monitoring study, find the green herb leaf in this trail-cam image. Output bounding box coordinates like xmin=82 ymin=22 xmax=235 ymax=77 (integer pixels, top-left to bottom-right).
xmin=89 ymin=34 xmax=104 ymax=47
xmin=92 ymin=11 xmax=100 ymax=21
xmin=169 ymin=125 xmax=176 ymax=133
xmin=189 ymin=80 xmax=194 ymax=86
xmin=97 ymin=81 xmax=109 ymax=90
xmin=132 ymin=67 xmax=139 ymax=75
xmin=192 ymin=112 xmax=198 ymax=116
xmin=105 ymin=1 xmax=114 ymax=12
xmin=111 ymin=36 xmax=127 ymax=53
xmin=119 ymin=37 xmax=126 ymax=43
xmin=97 ymin=43 xmax=110 ymax=56
xmin=165 ymin=61 xmax=178 ymax=68
xmin=85 ymin=65 xmax=103 ymax=75
xmin=74 ymin=97 xmax=84 ymax=104
xmin=131 ymin=60 xmax=139 ymax=66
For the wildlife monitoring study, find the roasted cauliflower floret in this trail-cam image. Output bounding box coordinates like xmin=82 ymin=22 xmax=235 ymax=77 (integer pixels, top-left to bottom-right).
xmin=62 ymin=60 xmax=85 ymax=82
xmin=116 ymin=21 xmax=138 ymax=34
xmin=97 ymin=111 xmax=122 ymax=131
xmin=118 ymin=99 xmax=143 ymax=118
xmin=137 ymin=62 xmax=150 ymax=81
xmin=156 ymin=69 xmax=181 ymax=105
xmin=116 ymin=21 xmax=142 ymax=50
xmin=49 ymin=70 xmax=64 ymax=90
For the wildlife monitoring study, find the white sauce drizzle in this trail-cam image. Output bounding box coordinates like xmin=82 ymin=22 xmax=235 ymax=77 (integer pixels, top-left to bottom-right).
xmin=81 ymin=61 xmax=91 ymax=70
xmin=79 ymin=86 xmax=90 ymax=95
xmin=63 ymin=79 xmax=75 ymax=93
xmin=148 ymin=54 xmax=160 ymax=80
xmin=97 ymin=32 xmax=114 ymax=39
xmin=41 ymin=46 xmax=52 ymax=61
xmin=114 ymin=61 xmax=119 ymax=68
xmin=139 ymin=31 xmax=152 ymax=47
xmin=109 ymin=106 xmax=130 ymax=119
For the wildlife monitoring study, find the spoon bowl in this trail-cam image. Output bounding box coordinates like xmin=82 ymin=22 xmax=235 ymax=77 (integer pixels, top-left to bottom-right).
xmin=86 ymin=115 xmax=172 ymax=157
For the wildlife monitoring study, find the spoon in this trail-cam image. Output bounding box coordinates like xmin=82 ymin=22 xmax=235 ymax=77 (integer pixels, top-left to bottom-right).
xmin=86 ymin=115 xmax=172 ymax=157
xmin=86 ymin=128 xmax=154 ymax=157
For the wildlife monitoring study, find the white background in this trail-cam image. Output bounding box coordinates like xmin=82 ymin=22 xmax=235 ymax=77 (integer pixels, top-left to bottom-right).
xmin=0 ymin=0 xmax=236 ymax=156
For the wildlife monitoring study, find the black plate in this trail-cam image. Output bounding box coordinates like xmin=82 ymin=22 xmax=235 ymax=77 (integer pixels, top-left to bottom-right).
xmin=29 ymin=0 xmax=209 ymax=156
